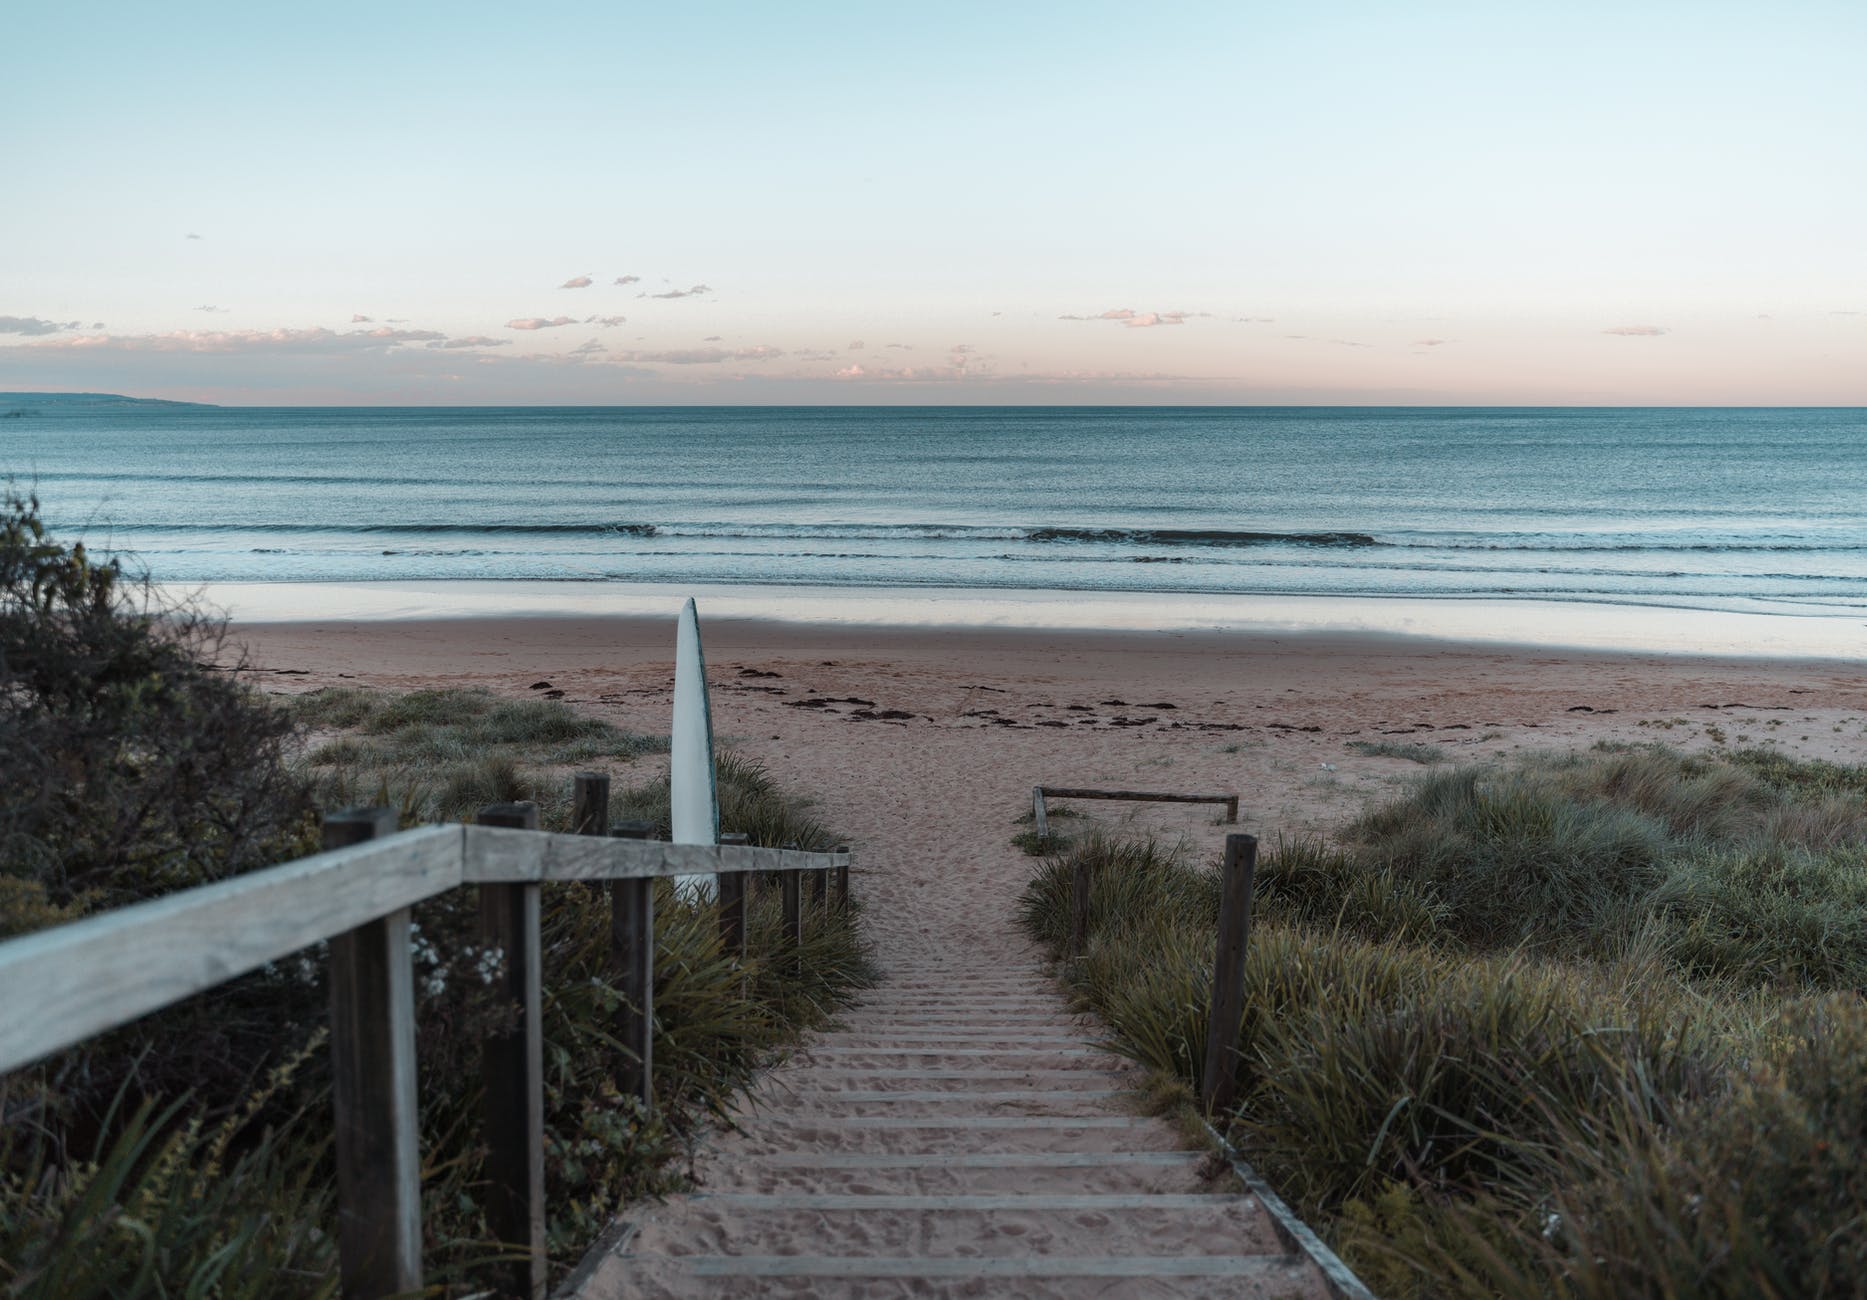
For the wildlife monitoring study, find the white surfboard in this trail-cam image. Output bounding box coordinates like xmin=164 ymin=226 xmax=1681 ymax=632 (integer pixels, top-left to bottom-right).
xmin=669 ymin=597 xmax=719 ymax=897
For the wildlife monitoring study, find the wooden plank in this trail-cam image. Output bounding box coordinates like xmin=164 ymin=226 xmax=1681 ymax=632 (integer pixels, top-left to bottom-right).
xmin=717 ymin=832 xmax=748 ymax=959
xmin=1201 ymin=1117 xmax=1378 ymax=1300
xmin=677 ymin=1257 xmax=1308 ymax=1280
xmin=781 ymin=868 xmax=802 ymax=953
xmin=571 ymin=772 xmax=610 ymax=837
xmin=1201 ymin=833 xmax=1258 ymax=1115
xmin=0 ymin=823 xmax=462 ymax=1075
xmin=476 ymin=803 xmax=546 ymax=1300
xmin=325 ymin=809 xmax=423 ymax=1300
xmin=1032 ymin=786 xmax=1048 ymax=840
xmin=787 ymin=1089 xmax=1124 ymax=1103
xmin=752 ymin=1116 xmax=1151 ymax=1129
xmin=694 ymin=1192 xmax=1253 ymax=1211
xmin=610 ymin=823 xmax=654 ymax=1111
xmin=1071 ymin=852 xmax=1092 ymax=954
xmin=751 ymin=1151 xmax=1203 ymax=1169
xmin=461 ymin=826 xmax=847 ymax=884
xmin=1039 ymin=786 xmax=1237 ymax=819
xmin=803 ymin=1046 xmax=1103 ymax=1058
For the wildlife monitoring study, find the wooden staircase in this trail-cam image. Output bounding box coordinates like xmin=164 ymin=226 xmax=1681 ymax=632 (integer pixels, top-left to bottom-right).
xmin=566 ymin=967 xmax=1351 ymax=1298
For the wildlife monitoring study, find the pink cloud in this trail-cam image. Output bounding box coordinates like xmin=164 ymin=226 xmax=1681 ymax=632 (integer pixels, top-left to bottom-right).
xmin=613 ymin=275 xmax=641 ymax=285
xmin=506 ymin=316 xmax=578 ymax=330
xmin=585 ymin=315 xmax=628 ymax=327
xmin=560 ymin=274 xmax=593 ymax=289
xmin=439 ymin=335 xmax=510 ymax=349
xmin=620 ymin=344 xmax=783 ymax=364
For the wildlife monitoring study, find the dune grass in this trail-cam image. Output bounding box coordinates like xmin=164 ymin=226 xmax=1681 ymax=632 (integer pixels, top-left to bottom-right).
xmin=4 ymin=686 xmax=869 ymax=1297
xmin=1018 ymin=743 xmax=1867 ymax=1297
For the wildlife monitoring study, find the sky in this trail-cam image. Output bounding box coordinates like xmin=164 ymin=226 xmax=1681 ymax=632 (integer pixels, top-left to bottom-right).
xmin=2 ymin=1 xmax=1864 ymax=406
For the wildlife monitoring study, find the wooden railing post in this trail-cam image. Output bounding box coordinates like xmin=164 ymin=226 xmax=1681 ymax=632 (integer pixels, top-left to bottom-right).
xmin=780 ymin=844 xmax=802 ymax=956
xmin=572 ymin=771 xmax=610 ymax=837
xmin=1033 ymin=787 xmax=1048 ymax=843
xmin=1201 ymin=833 xmax=1258 ymax=1116
xmin=833 ymin=845 xmax=851 ymax=910
xmin=324 ymin=807 xmax=422 ymax=1300
xmin=1071 ymin=855 xmax=1091 ymax=955
xmin=475 ymin=801 xmax=546 ymax=1300
xmin=610 ymin=821 xmax=655 ymax=1111
xmin=717 ymin=832 xmax=748 ymax=959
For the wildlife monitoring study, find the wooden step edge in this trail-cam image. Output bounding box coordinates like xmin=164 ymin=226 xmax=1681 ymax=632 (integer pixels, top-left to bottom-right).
xmin=655 ymin=1255 xmax=1315 ymax=1280
xmin=688 ymin=1192 xmax=1257 ymax=1211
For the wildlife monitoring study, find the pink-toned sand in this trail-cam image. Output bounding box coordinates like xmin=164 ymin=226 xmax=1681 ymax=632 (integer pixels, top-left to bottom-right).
xmin=237 ymin=616 xmax=1865 ymax=1295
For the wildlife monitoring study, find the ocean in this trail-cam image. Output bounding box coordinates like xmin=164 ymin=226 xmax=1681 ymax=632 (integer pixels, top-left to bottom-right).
xmin=5 ymin=404 xmax=1866 ymax=618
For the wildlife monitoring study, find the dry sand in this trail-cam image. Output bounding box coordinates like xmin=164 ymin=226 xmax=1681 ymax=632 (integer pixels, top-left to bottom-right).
xmin=236 ymin=615 xmax=1865 ymax=1294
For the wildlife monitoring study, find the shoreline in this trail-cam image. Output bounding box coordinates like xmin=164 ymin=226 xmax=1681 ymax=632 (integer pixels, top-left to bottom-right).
xmin=204 ymin=579 xmax=1867 ymax=661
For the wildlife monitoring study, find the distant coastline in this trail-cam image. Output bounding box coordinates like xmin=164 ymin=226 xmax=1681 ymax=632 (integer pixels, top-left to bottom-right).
xmin=0 ymin=392 xmax=218 ymax=415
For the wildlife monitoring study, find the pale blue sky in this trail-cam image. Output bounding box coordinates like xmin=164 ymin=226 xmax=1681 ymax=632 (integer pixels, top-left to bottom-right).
xmin=3 ymin=1 xmax=1863 ymax=403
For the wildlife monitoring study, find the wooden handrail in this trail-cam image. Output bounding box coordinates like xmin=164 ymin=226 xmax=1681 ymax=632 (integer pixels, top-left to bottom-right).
xmin=0 ymin=804 xmax=854 ymax=1298
xmin=0 ymin=824 xmax=848 ymax=1077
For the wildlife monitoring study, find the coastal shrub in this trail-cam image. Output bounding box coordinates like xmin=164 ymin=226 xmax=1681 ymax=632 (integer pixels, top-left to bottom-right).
xmin=0 ymin=491 xmax=313 ymax=926
xmin=1017 ymin=790 xmax=1867 ymax=1296
xmin=4 ymin=665 xmax=873 ymax=1293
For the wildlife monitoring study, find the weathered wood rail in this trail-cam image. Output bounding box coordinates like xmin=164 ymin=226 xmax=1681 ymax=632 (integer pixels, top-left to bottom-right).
xmin=0 ymin=787 xmax=851 ymax=1300
xmin=1032 ymin=785 xmax=1239 ymax=842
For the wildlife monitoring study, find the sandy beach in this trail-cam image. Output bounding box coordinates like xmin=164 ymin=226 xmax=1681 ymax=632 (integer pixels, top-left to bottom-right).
xmin=237 ymin=614 xmax=1867 ymax=975
xmin=215 ymin=615 xmax=1867 ymax=1288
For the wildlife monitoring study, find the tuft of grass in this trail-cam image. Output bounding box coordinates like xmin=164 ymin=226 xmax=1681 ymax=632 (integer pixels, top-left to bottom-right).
xmin=1346 ymin=739 xmax=1449 ymax=764
xmin=1017 ymin=743 xmax=1867 ymax=1297
xmin=6 ymin=684 xmax=870 ymax=1294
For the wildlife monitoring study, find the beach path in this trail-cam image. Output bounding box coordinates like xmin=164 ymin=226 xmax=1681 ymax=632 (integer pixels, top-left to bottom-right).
xmin=238 ymin=615 xmax=1864 ymax=1297
xmin=562 ymin=642 xmax=1344 ymax=1297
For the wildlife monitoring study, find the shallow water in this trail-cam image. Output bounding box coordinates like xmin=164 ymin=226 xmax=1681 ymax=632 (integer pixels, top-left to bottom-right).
xmin=8 ymin=404 xmax=1866 ymax=617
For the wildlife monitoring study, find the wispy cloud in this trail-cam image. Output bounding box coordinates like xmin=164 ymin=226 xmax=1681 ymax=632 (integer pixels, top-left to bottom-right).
xmin=1412 ymin=337 xmax=1451 ymax=347
xmin=506 ymin=316 xmax=578 ymax=330
xmin=613 ymin=275 xmax=640 ymax=285
xmin=1285 ymin=334 xmax=1371 ymax=348
xmin=645 ymin=284 xmax=710 ymax=299
xmin=194 ymin=305 xmax=229 ymax=314
xmin=570 ymin=339 xmax=606 ymax=355
xmin=885 ymin=342 xmax=913 ymax=350
xmin=21 ymin=326 xmax=445 ymax=354
xmin=1060 ymin=308 xmax=1206 ymax=328
xmin=0 ymin=315 xmax=79 ymax=336
xmin=1602 ymin=325 xmax=1669 ymax=336
xmin=619 ymin=344 xmax=782 ymax=365
xmin=560 ymin=274 xmax=593 ymax=289
xmin=351 ymin=314 xmax=374 ymax=323
xmin=848 ymin=340 xmax=865 ymax=350
xmin=702 ymin=335 xmax=722 ymax=342
xmin=185 ymin=232 xmax=203 ymax=240
xmin=584 ymin=314 xmax=628 ymax=327
xmin=438 ymin=335 xmax=510 ymax=349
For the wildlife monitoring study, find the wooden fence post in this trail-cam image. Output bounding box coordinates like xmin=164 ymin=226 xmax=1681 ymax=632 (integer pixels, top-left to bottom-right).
xmin=572 ymin=771 xmax=610 ymax=837
xmin=1033 ymin=787 xmax=1048 ymax=843
xmin=718 ymin=832 xmax=748 ymax=959
xmin=1201 ymin=833 xmax=1258 ymax=1116
xmin=1224 ymin=795 xmax=1239 ymax=824
xmin=324 ymin=807 xmax=422 ymax=1300
xmin=610 ymin=821 xmax=655 ymax=1111
xmin=781 ymin=861 xmax=802 ymax=957
xmin=1071 ymin=855 xmax=1092 ymax=955
xmin=833 ymin=845 xmax=851 ymax=910
xmin=475 ymin=801 xmax=546 ymax=1300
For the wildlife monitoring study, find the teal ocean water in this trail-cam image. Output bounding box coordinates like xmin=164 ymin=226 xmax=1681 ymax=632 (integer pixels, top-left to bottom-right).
xmin=5 ymin=405 xmax=1866 ymax=616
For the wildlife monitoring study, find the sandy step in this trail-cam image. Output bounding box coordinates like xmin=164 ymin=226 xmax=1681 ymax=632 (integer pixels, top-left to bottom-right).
xmin=809 ymin=1031 xmax=1094 ymax=1045
xmin=729 ymin=1116 xmax=1176 ymax=1157
xmin=799 ymin=1045 xmax=1114 ymax=1060
xmin=741 ymin=1091 xmax=1128 ymax=1118
xmin=599 ymin=1256 xmax=1325 ymax=1300
xmin=625 ymin=1196 xmax=1290 ymax=1260
xmin=763 ymin=1069 xmax=1128 ymax=1089
xmin=702 ymin=1150 xmax=1217 ymax=1196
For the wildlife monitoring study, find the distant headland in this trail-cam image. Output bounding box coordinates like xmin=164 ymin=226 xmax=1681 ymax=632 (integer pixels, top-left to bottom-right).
xmin=0 ymin=392 xmax=218 ymax=417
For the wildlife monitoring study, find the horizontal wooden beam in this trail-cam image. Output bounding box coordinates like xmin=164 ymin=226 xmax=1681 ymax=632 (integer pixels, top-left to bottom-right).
xmin=1038 ymin=787 xmax=1235 ymax=806
xmin=0 ymin=824 xmax=463 ymax=1075
xmin=1038 ymin=787 xmax=1239 ymax=822
xmin=461 ymin=827 xmax=849 ymax=884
